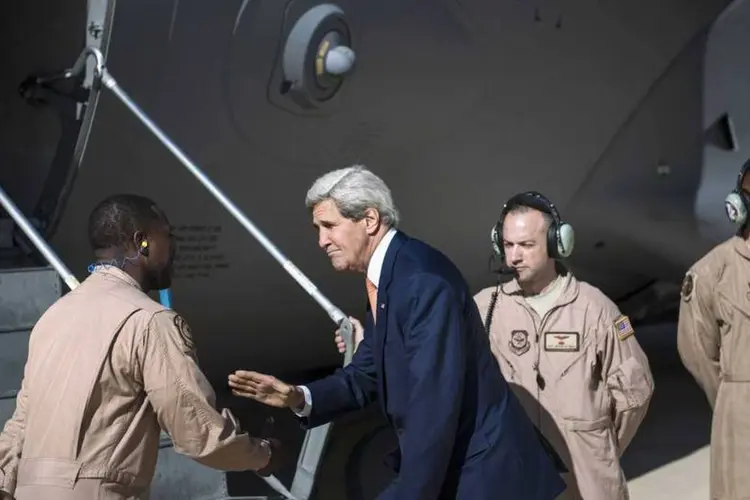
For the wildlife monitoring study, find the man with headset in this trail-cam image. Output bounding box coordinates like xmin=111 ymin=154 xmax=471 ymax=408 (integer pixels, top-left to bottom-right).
xmin=472 ymin=191 xmax=654 ymax=500
xmin=678 ymin=159 xmax=750 ymax=500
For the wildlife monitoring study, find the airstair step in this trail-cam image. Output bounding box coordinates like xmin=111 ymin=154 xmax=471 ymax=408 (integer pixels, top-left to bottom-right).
xmin=0 ymin=266 xmax=62 ymax=332
xmin=0 ymin=328 xmax=29 ymax=395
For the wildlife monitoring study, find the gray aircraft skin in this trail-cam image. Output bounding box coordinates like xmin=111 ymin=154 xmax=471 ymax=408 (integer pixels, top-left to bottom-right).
xmin=1 ymin=0 xmax=750 ymax=497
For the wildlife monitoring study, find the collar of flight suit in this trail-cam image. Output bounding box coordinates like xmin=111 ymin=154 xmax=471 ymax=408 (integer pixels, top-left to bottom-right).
xmin=501 ymin=270 xmax=580 ymax=312
xmin=731 ymin=235 xmax=750 ymax=261
xmin=91 ymin=265 xmax=143 ymax=291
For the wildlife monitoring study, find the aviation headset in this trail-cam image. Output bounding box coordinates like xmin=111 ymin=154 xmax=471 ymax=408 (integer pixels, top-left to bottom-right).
xmin=490 ymin=191 xmax=575 ymax=261
xmin=724 ymin=158 xmax=750 ymax=227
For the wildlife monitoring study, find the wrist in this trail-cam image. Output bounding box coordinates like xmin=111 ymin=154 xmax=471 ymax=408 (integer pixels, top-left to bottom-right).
xmin=289 ymin=386 xmax=305 ymax=412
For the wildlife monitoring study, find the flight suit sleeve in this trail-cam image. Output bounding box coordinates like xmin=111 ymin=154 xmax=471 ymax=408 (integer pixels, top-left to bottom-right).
xmin=600 ymin=305 xmax=655 ymax=456
xmin=139 ymin=310 xmax=270 ymax=472
xmin=676 ymin=268 xmax=721 ymax=409
xmin=0 ymin=378 xmax=29 ymax=497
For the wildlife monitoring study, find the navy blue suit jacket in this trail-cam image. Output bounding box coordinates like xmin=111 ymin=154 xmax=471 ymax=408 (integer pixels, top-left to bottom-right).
xmin=303 ymin=231 xmax=565 ymax=499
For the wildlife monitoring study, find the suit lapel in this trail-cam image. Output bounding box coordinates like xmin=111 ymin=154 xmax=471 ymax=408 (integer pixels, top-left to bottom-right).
xmin=373 ymin=231 xmax=408 ymax=413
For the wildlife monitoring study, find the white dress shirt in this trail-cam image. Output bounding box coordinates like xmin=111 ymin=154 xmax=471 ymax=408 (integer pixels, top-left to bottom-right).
xmin=294 ymin=228 xmax=398 ymax=417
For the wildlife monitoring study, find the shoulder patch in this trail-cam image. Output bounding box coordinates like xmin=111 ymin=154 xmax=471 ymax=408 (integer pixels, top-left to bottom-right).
xmin=681 ymin=272 xmax=695 ymax=302
xmin=173 ymin=314 xmax=198 ymax=359
xmin=614 ymin=315 xmax=634 ymax=341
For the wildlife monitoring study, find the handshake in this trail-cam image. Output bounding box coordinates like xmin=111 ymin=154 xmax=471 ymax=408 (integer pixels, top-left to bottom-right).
xmin=228 ymin=317 xmax=365 ymax=476
xmin=255 ymin=437 xmax=285 ymax=477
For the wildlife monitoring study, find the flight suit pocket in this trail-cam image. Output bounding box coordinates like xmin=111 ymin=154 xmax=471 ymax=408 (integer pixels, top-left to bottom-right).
xmin=606 ymin=356 xmax=651 ymax=410
xmin=563 ymin=416 xmax=615 ymax=464
xmin=554 ymin=341 xmax=605 ymax=421
xmin=553 ymin=332 xmax=596 ymax=383
xmin=16 ymin=458 xmax=82 ymax=489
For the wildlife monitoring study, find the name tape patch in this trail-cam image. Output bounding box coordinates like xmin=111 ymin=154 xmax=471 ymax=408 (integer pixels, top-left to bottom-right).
xmin=614 ymin=315 xmax=634 ymax=341
xmin=544 ymin=332 xmax=580 ymax=352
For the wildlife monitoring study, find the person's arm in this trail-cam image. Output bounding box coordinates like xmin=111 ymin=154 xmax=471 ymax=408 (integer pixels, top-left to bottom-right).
xmin=0 ymin=377 xmax=29 ymax=498
xmin=302 ymin=323 xmax=379 ymax=428
xmin=227 ymin=314 xmax=377 ymax=426
xmin=305 ymin=317 xmax=367 ymax=417
xmin=676 ymin=268 xmax=721 ymax=408
xmin=381 ymin=273 xmax=465 ymax=500
xmin=140 ymin=311 xmax=271 ymax=471
xmin=600 ymin=308 xmax=654 ymax=456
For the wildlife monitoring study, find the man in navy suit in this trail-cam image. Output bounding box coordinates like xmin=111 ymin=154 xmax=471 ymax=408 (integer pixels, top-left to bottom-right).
xmin=228 ymin=165 xmax=565 ymax=499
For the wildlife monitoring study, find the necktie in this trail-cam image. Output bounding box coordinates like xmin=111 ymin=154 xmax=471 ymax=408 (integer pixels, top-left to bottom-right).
xmin=366 ymin=278 xmax=378 ymax=322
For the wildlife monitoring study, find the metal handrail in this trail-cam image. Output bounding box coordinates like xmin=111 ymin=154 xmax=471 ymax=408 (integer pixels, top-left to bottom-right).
xmin=67 ymin=46 xmax=355 ymax=500
xmin=0 ymin=185 xmax=80 ymax=291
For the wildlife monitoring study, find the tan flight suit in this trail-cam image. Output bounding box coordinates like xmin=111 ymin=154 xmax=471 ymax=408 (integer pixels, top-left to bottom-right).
xmin=0 ymin=266 xmax=269 ymax=500
xmin=677 ymin=236 xmax=750 ymax=500
xmin=474 ymin=272 xmax=654 ymax=500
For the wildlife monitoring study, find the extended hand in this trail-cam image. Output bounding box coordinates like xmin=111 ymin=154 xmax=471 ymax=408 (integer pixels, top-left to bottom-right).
xmin=334 ymin=316 xmax=364 ymax=354
xmin=228 ymin=371 xmax=303 ymax=410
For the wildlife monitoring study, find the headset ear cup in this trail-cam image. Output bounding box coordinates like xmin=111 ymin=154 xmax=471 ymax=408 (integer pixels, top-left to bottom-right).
xmin=557 ymin=223 xmax=575 ymax=259
xmin=490 ymin=224 xmax=502 ymax=256
xmin=725 ymin=191 xmax=747 ymax=226
xmin=547 ymin=225 xmax=559 ymax=259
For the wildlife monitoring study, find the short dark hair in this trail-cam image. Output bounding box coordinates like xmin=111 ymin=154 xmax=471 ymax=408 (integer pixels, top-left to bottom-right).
xmin=88 ymin=194 xmax=163 ymax=251
xmin=505 ymin=203 xmax=553 ymax=230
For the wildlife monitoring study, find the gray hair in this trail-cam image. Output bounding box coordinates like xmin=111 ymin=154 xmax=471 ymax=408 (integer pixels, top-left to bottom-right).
xmin=305 ymin=165 xmax=400 ymax=228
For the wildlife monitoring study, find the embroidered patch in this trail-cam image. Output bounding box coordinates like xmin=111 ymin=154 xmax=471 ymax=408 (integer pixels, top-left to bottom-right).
xmin=174 ymin=314 xmax=198 ymax=359
xmin=681 ymin=272 xmax=694 ymax=302
xmin=544 ymin=332 xmax=580 ymax=352
xmin=509 ymin=330 xmax=530 ymax=356
xmin=614 ymin=315 xmax=634 ymax=341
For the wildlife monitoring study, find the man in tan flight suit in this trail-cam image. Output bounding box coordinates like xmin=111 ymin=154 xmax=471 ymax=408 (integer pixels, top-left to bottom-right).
xmin=678 ymin=159 xmax=750 ymax=500
xmin=0 ymin=194 xmax=281 ymax=500
xmin=473 ymin=191 xmax=654 ymax=500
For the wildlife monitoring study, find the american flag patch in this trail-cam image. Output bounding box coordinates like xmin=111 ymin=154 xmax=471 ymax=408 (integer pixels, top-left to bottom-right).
xmin=614 ymin=315 xmax=634 ymax=341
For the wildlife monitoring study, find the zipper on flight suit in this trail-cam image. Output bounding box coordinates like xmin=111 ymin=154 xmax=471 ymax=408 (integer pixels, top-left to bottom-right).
xmin=523 ymin=302 xmax=565 ymax=428
xmin=531 ymin=304 xmax=565 ymax=390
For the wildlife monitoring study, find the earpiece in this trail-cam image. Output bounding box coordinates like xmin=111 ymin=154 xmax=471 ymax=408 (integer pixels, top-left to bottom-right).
xmin=724 ymin=158 xmax=750 ymax=227
xmin=490 ymin=191 xmax=575 ymax=261
xmin=139 ymin=240 xmax=149 ymax=257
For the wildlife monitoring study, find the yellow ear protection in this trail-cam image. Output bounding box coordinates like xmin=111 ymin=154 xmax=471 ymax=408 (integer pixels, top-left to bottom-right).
xmin=139 ymin=240 xmax=149 ymax=257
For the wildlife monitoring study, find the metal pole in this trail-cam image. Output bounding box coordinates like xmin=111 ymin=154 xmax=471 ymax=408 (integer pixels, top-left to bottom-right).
xmin=0 ymin=184 xmax=80 ymax=291
xmin=96 ymin=67 xmax=354 ymax=366
xmin=66 ymin=46 xmax=356 ymax=500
